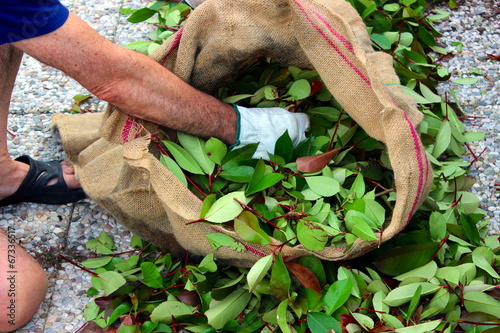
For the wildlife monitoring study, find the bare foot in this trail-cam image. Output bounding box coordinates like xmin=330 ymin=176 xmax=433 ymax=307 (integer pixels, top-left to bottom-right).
xmin=0 ymin=158 xmax=81 ymax=201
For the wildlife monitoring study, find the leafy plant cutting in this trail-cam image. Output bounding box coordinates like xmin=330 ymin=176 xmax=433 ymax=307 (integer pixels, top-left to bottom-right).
xmin=72 ymin=0 xmax=500 ymax=332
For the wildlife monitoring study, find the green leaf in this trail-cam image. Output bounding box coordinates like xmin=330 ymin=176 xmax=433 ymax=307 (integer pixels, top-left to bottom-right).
xmin=461 ymin=213 xmax=481 ymax=245
xmin=178 ymin=132 xmax=215 ymax=174
xmin=277 ymin=299 xmax=292 ymax=333
xmin=150 ymin=301 xmax=195 ymax=324
xmin=270 ymin=254 xmax=291 ymax=301
xmin=287 ymin=79 xmax=311 ymax=100
xmin=205 ymin=191 xmax=247 ymax=223
xmin=452 ymin=77 xmax=479 ymax=85
xmin=363 ymin=199 xmax=385 ymax=227
xmin=246 ymin=159 xmax=284 ymax=196
xmin=106 ymin=302 xmax=132 ymax=326
xmin=372 ymin=291 xmax=389 ymax=319
xmin=206 ymin=137 xmax=227 ymax=165
xmin=419 ymin=83 xmax=442 ymax=103
xmin=351 ymin=218 xmax=378 ymax=241
xmin=86 ymin=232 xmax=116 ymax=255
xmin=205 ymin=289 xmax=252 ymax=329
xmin=371 ymin=33 xmax=392 ymax=50
xmin=432 ymin=120 xmax=452 ymax=158
xmin=456 ymin=191 xmax=481 ymax=215
xmin=264 ymin=85 xmax=279 ymax=100
xmin=98 ymin=271 xmax=127 ymax=296
xmin=435 ymin=266 xmax=461 ymax=286
xmin=127 ymin=7 xmax=156 ymax=23
xmin=429 ymin=212 xmax=447 ymax=241
xmin=472 ymin=247 xmax=500 ymax=279
xmin=305 ymin=176 xmax=340 ymax=197
xmin=73 ymin=93 xmax=91 ymax=104
xmin=373 ymin=242 xmax=440 ymax=276
xmin=396 ymin=319 xmax=442 ymax=333
xmin=401 ymin=85 xmax=433 ymax=104
xmin=274 ymin=130 xmax=294 ymax=163
xmin=222 ymin=143 xmax=259 ymax=169
xmin=141 ymin=262 xmax=164 ymax=289
xmin=160 ymin=155 xmax=188 ymax=187
xmin=383 ymin=283 xmax=440 ymax=307
xmin=297 ymin=220 xmax=329 ymax=251
xmin=234 ymin=211 xmax=271 ymax=245
xmin=308 ymin=312 xmax=342 ymax=333
xmin=323 ymin=278 xmax=352 ymax=315
xmin=406 ymin=284 xmax=422 ymax=321
xmin=200 ymin=193 xmax=217 ymax=219
xmin=199 ymin=253 xmax=218 ymax=273
xmin=163 ymin=141 xmax=204 ymax=175
xmin=83 ymin=300 xmax=100 ymax=322
xmin=383 ymin=3 xmax=400 ymax=11
xmin=219 ymin=166 xmax=254 ymax=182
xmin=382 ymin=314 xmax=404 ymax=330
xmin=464 ymin=291 xmax=500 ymax=318
xmin=247 ymin=255 xmax=273 ymax=292
xmin=205 ymin=232 xmax=246 ymax=252
xmin=395 ymin=261 xmax=438 ymax=282
xmin=350 ymin=173 xmax=366 ymax=198
xmin=223 ymin=94 xmax=254 ymax=104
xmin=114 ymin=255 xmax=140 ymax=272
xmin=80 ymin=256 xmax=113 ymax=269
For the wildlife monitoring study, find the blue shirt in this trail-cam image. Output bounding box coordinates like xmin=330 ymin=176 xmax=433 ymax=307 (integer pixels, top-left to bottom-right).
xmin=0 ymin=0 xmax=69 ymax=45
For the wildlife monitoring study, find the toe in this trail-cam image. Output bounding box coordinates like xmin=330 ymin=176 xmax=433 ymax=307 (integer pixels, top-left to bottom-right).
xmin=60 ymin=162 xmax=81 ymax=189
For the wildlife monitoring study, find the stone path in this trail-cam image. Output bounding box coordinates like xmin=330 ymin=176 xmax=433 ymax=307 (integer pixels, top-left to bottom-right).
xmin=1 ymin=0 xmax=498 ymax=332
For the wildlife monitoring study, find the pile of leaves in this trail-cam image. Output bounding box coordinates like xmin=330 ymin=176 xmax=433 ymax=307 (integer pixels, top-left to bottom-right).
xmin=75 ymin=0 xmax=499 ymax=332
xmin=157 ymin=58 xmax=394 ymax=250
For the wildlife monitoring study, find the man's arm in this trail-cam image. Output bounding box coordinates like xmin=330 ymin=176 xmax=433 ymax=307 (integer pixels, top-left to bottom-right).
xmin=13 ymin=13 xmax=238 ymax=144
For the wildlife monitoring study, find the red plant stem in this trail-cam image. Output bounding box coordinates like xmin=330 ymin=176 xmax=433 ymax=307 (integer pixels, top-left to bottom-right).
xmin=464 ymin=142 xmax=478 ymax=160
xmin=6 ymin=129 xmax=16 ymax=138
xmin=59 ymin=254 xmax=99 ymax=277
xmin=328 ymin=109 xmax=344 ymax=151
xmin=459 ymin=116 xmax=486 ymax=120
xmin=185 ymin=218 xmax=207 ymax=225
xmin=268 ymin=160 xmax=305 ymax=178
xmin=359 ymin=308 xmax=387 ymax=314
xmin=467 ymin=147 xmax=487 ymax=169
xmin=430 ymin=235 xmax=449 ymax=262
xmin=365 ymin=177 xmax=389 ymax=191
xmin=234 ymin=198 xmax=282 ymax=230
xmin=73 ymin=322 xmax=90 ymax=333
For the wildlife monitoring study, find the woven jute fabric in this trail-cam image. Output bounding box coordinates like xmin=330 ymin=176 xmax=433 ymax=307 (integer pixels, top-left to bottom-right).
xmin=52 ymin=0 xmax=433 ymax=267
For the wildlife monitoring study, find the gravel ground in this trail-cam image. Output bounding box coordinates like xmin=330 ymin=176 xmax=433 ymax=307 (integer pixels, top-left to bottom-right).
xmin=1 ymin=0 xmax=498 ymax=332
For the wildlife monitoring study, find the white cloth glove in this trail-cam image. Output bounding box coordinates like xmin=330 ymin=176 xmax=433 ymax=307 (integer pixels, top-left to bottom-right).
xmin=232 ymin=105 xmax=310 ymax=159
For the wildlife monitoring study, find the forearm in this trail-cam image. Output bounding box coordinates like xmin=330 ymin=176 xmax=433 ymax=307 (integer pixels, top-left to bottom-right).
xmin=13 ymin=13 xmax=236 ymax=144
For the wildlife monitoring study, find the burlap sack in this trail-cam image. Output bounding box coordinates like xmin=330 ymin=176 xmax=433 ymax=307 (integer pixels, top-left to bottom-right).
xmin=52 ymin=0 xmax=434 ymax=267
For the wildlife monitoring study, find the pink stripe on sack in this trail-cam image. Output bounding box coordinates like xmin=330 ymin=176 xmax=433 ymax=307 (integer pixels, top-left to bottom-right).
xmin=293 ymin=0 xmax=371 ymax=86
xmin=160 ymin=26 xmax=185 ymax=66
xmin=244 ymin=245 xmax=267 ymax=257
xmin=403 ymin=113 xmax=427 ymax=222
xmin=122 ymin=116 xmax=136 ymax=143
xmin=298 ymin=1 xmax=355 ymax=54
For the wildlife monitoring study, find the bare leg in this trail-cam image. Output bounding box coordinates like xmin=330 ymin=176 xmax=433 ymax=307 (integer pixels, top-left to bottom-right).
xmin=0 ymin=44 xmax=80 ymax=201
xmin=0 ymin=229 xmax=48 ymax=332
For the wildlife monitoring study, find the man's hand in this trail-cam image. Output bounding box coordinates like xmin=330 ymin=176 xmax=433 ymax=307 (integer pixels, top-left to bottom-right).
xmin=232 ymin=105 xmax=310 ymax=159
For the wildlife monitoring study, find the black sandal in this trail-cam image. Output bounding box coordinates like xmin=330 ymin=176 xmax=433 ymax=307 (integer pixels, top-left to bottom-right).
xmin=0 ymin=155 xmax=86 ymax=207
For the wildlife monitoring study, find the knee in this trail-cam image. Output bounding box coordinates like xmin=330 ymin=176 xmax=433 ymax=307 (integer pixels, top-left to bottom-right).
xmin=0 ymin=230 xmax=48 ymax=332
